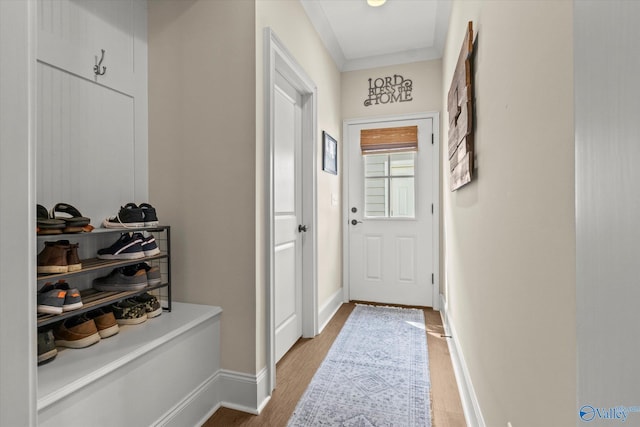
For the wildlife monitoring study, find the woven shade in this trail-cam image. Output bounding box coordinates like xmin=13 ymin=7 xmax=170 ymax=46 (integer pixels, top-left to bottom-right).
xmin=360 ymin=126 xmax=418 ymax=154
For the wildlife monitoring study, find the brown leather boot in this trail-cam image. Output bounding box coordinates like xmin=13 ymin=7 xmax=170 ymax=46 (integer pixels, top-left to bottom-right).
xmin=37 ymin=242 xmax=69 ymax=274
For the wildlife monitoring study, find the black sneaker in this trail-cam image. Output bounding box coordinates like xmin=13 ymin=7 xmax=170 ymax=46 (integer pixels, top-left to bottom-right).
xmin=102 ymin=203 xmax=145 ymax=228
xmin=139 ymin=203 xmax=159 ymax=227
xmin=97 ymin=233 xmax=145 ymax=260
xmin=37 ymin=329 xmax=57 ymax=365
xmin=132 ymin=233 xmax=160 ymax=257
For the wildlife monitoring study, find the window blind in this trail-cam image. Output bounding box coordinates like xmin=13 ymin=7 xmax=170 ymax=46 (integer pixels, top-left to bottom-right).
xmin=360 ymin=125 xmax=418 ymax=154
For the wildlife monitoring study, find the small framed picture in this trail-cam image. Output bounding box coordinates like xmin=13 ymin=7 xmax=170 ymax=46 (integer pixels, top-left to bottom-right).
xmin=322 ymin=131 xmax=338 ymax=175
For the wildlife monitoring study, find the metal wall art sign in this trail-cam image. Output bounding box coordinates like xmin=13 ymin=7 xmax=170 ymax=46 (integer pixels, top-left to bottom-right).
xmin=364 ymin=74 xmax=413 ymax=106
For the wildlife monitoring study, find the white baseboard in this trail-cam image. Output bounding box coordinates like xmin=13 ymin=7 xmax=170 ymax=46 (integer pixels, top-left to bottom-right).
xmin=318 ymin=288 xmax=344 ymax=334
xmin=159 ymin=367 xmax=271 ymax=426
xmin=440 ymin=295 xmax=486 ymax=427
xmin=218 ymin=368 xmax=271 ymax=415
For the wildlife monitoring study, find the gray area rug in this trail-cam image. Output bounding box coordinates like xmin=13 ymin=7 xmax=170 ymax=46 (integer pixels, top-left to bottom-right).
xmin=288 ymin=304 xmax=432 ymax=426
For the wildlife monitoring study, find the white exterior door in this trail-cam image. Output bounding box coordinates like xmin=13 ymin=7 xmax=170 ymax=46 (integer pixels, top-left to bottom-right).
xmin=347 ymin=118 xmax=435 ymax=307
xmin=273 ymin=72 xmax=303 ymax=362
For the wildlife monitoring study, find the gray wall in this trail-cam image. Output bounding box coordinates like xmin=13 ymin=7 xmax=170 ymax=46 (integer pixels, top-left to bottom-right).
xmin=575 ymin=1 xmax=640 ymax=424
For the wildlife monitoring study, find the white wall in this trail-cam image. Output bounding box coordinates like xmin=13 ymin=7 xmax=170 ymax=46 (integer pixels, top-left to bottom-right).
xmin=442 ymin=1 xmax=575 ymax=425
xmin=575 ymin=1 xmax=640 ymax=424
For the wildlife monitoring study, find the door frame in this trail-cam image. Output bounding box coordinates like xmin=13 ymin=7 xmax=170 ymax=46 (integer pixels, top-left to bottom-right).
xmin=264 ymin=28 xmax=318 ymax=393
xmin=342 ymin=113 xmax=440 ymax=310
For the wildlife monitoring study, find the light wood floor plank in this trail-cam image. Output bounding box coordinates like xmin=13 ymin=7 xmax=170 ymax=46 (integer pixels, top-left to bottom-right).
xmin=203 ymin=302 xmax=465 ymax=426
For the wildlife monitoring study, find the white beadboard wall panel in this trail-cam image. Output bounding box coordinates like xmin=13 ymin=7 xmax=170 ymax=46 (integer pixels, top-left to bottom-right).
xmin=575 ymin=0 xmax=640 ymax=421
xmin=37 ymin=62 xmax=136 ymax=225
xmin=37 ymin=0 xmax=135 ymax=95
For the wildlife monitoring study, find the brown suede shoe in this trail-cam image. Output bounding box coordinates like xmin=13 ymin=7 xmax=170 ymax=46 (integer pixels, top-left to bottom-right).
xmin=53 ymin=317 xmax=101 ymax=348
xmin=83 ymin=309 xmax=119 ymax=339
xmin=37 ymin=242 xmax=69 ymax=274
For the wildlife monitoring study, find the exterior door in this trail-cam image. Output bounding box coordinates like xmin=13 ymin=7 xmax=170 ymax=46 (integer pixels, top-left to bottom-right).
xmin=347 ymin=118 xmax=434 ymax=306
xmin=273 ymin=72 xmax=303 ymax=362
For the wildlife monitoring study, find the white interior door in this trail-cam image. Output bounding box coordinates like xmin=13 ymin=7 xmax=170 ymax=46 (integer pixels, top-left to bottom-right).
xmin=347 ymin=118 xmax=434 ymax=306
xmin=274 ymin=72 xmax=303 ymax=362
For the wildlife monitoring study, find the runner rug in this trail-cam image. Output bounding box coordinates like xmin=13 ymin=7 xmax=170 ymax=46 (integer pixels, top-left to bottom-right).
xmin=287 ymin=304 xmax=432 ymax=426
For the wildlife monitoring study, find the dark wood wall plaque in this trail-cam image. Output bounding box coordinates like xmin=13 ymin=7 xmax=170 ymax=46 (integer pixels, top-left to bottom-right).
xmin=448 ymin=21 xmax=474 ymax=191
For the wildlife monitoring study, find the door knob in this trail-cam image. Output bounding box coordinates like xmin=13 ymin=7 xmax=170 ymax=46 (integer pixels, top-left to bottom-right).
xmin=351 ymin=219 xmax=363 ymax=226
xmin=298 ymin=224 xmax=308 ymax=233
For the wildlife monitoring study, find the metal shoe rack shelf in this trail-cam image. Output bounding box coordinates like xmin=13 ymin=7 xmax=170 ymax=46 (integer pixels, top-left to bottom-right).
xmin=36 ymin=226 xmax=171 ymax=328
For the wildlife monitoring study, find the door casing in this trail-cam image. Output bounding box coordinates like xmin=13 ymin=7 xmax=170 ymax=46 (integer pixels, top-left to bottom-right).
xmin=342 ymin=113 xmax=440 ymax=310
xmin=264 ymin=28 xmax=318 ymax=393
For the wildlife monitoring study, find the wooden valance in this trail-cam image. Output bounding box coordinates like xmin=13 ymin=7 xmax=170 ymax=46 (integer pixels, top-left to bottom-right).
xmin=360 ymin=125 xmax=418 ymax=154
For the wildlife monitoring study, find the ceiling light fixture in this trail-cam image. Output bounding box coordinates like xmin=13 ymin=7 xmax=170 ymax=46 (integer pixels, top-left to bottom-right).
xmin=367 ymin=0 xmax=386 ymax=7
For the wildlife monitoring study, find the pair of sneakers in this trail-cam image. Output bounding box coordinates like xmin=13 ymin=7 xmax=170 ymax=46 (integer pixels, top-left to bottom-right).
xmin=37 ymin=280 xmax=83 ymax=315
xmin=51 ymin=308 xmax=120 ymax=350
xmin=93 ymin=262 xmax=161 ymax=292
xmin=96 ymin=232 xmax=160 ymax=260
xmin=102 ymin=203 xmax=158 ymax=228
xmin=38 ymin=308 xmax=118 ymax=360
xmin=111 ymin=293 xmax=162 ymax=325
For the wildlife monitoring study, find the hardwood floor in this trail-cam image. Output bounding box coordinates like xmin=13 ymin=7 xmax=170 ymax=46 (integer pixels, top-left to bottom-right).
xmin=203 ymin=302 xmax=465 ymax=427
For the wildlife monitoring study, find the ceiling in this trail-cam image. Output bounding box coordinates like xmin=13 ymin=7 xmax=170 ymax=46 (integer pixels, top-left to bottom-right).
xmin=299 ymin=0 xmax=452 ymax=72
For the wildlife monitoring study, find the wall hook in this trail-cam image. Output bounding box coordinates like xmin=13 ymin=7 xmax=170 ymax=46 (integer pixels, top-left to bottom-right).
xmin=94 ymin=49 xmax=106 ymax=76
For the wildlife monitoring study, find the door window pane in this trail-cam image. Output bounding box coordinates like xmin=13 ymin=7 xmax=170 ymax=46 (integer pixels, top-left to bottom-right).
xmin=364 ymin=154 xmax=388 ymax=177
xmin=364 ymin=152 xmax=416 ymax=218
xmin=390 ymin=152 xmax=415 ymax=176
xmin=390 ymin=177 xmax=415 ymax=217
xmin=365 ymin=178 xmax=388 ymax=217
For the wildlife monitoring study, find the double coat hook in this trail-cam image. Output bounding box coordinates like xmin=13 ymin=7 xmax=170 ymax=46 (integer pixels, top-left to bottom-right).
xmin=94 ymin=49 xmax=106 ymax=76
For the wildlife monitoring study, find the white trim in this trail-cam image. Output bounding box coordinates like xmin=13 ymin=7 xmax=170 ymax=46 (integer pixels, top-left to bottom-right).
xmin=0 ymin=1 xmax=37 ymax=425
xmin=431 ymin=113 xmax=441 ymax=311
xmin=342 ymin=112 xmax=440 ymax=308
xmin=299 ymin=0 xmax=346 ymax=70
xmin=156 ymin=367 xmax=271 ymax=426
xmin=342 ymin=48 xmax=443 ymax=72
xmin=318 ymin=288 xmax=345 ymax=333
xmin=440 ymin=297 xmax=486 ymax=427
xmin=264 ymin=27 xmax=319 ymax=394
xmin=217 ymin=368 xmax=271 ymax=415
